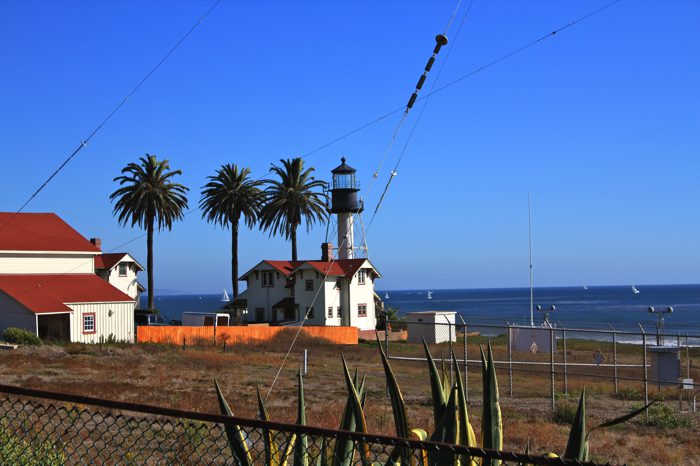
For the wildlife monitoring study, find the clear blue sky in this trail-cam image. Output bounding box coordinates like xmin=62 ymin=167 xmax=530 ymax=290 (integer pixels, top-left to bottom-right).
xmin=1 ymin=1 xmax=698 ymax=292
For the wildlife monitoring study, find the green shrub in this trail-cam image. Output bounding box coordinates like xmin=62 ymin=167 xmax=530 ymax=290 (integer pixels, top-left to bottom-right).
xmin=2 ymin=327 xmax=41 ymax=345
xmin=0 ymin=421 xmax=66 ymax=464
xmin=635 ymin=402 xmax=693 ymax=429
xmin=615 ymin=386 xmax=642 ymax=400
xmin=553 ymin=402 xmax=577 ymax=424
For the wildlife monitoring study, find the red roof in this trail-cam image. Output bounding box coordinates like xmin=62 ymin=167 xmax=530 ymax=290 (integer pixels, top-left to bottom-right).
xmin=263 ymin=260 xmax=304 ymax=276
xmin=94 ymin=253 xmax=144 ymax=271
xmin=0 ymin=212 xmax=100 ymax=253
xmin=303 ymin=259 xmax=367 ymax=278
xmin=0 ymin=274 xmax=133 ymax=314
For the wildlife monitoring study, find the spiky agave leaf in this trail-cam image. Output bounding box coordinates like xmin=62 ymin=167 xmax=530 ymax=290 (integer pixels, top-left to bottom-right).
xmin=294 ymin=368 xmax=308 ymax=466
xmin=214 ymin=378 xmax=252 ymax=466
xmin=341 ymin=355 xmax=371 ymax=466
xmin=257 ymin=385 xmax=281 ymax=465
xmin=411 ymin=429 xmax=429 ymax=466
xmin=376 ymin=334 xmax=411 ymax=465
xmin=563 ymin=389 xmax=586 ymax=461
xmin=429 ymin=386 xmax=460 ymax=466
xmin=333 ymin=356 xmax=369 ymax=466
xmin=422 ymin=336 xmax=447 ymax=428
xmin=481 ymin=344 xmax=503 ymax=466
xmin=451 ymin=351 xmax=477 ymax=466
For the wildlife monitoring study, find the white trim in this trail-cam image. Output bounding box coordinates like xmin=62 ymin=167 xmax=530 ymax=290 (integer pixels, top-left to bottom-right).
xmin=34 ymin=311 xmax=72 ymax=316
xmin=0 ymin=250 xmax=100 ymax=255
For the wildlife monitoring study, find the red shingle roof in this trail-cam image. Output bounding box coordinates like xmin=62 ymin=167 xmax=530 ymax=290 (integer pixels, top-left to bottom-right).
xmin=0 ymin=274 xmax=133 ymax=314
xmin=263 ymin=260 xmax=304 ymax=276
xmin=94 ymin=253 xmax=144 ymax=271
xmin=0 ymin=212 xmax=100 ymax=253
xmin=303 ymin=259 xmax=367 ymax=278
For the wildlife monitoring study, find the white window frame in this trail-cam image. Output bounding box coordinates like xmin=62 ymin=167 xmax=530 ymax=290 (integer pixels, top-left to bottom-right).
xmin=357 ymin=269 xmax=366 ymax=285
xmin=336 ymin=306 xmax=342 ymax=318
xmin=357 ymin=303 xmax=367 ymax=317
xmin=262 ymin=271 xmax=274 ymax=287
xmin=118 ymin=263 xmax=128 ymax=277
xmin=327 ymin=307 xmax=333 ymax=318
xmin=83 ymin=313 xmax=96 ymax=333
xmin=305 ymin=279 xmax=314 ymax=291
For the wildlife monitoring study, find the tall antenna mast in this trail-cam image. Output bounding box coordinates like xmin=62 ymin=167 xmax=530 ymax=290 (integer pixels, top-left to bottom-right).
xmin=528 ymin=193 xmax=534 ymax=326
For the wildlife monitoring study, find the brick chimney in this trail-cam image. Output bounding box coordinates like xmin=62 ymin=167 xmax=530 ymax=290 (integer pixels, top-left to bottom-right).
xmin=90 ymin=238 xmax=102 ymax=251
xmin=321 ymin=242 xmax=333 ymax=262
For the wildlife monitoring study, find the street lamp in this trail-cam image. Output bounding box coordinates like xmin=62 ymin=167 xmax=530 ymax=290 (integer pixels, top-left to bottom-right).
xmin=648 ymin=306 xmax=673 ymax=346
xmin=536 ymin=304 xmax=556 ymax=327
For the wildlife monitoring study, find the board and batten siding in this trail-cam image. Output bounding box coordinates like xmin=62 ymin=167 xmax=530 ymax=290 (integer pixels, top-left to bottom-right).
xmin=67 ymin=302 xmax=135 ymax=343
xmin=0 ymin=252 xmax=95 ymax=274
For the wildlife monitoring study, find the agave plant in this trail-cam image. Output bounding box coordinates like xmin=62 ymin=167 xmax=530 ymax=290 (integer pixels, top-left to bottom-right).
xmin=215 ymin=336 xmax=654 ymax=466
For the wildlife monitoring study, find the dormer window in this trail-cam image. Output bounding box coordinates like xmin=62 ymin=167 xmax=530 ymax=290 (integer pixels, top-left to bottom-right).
xmin=358 ymin=269 xmax=366 ymax=285
xmin=118 ymin=263 xmax=128 ymax=277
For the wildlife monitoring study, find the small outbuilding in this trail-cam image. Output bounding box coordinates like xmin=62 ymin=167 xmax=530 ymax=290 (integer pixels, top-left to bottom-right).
xmin=406 ymin=311 xmax=456 ymax=344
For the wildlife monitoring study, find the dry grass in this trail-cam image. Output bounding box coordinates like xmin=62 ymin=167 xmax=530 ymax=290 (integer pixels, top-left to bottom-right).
xmin=0 ymin=338 xmax=698 ymax=465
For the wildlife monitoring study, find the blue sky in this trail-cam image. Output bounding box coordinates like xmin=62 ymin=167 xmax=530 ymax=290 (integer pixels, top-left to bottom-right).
xmin=1 ymin=1 xmax=698 ymax=292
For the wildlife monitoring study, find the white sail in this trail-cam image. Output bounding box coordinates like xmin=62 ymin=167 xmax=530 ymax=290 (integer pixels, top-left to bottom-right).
xmin=385 ymin=292 xmax=389 ymax=299
xmin=427 ymin=290 xmax=433 ymax=299
xmin=221 ymin=289 xmax=230 ymax=302
xmin=632 ymin=285 xmax=639 ymax=294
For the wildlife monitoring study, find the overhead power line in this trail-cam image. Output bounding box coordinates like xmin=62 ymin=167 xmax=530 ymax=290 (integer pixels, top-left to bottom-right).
xmin=13 ymin=0 xmax=224 ymax=217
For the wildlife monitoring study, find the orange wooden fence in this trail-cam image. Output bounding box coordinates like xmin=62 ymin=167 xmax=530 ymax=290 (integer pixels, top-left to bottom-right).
xmin=137 ymin=325 xmax=359 ymax=345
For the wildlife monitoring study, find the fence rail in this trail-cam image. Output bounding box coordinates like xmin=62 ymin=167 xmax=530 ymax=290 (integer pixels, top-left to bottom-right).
xmin=385 ymin=319 xmax=700 ymax=411
xmin=0 ymin=384 xmax=612 ymax=465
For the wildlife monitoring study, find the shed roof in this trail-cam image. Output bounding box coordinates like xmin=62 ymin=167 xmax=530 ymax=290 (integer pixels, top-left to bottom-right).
xmin=0 ymin=212 xmax=100 ymax=253
xmin=0 ymin=274 xmax=133 ymax=314
xmin=94 ymin=253 xmax=144 ymax=272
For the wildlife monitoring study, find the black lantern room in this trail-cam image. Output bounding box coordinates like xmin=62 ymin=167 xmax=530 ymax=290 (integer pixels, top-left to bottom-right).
xmin=330 ymin=157 xmax=363 ymax=214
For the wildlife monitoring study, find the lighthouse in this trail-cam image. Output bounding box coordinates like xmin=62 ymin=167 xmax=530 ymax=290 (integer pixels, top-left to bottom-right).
xmin=330 ymin=158 xmax=363 ymax=259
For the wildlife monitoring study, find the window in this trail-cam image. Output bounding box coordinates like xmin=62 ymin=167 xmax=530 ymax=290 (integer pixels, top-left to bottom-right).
xmin=83 ymin=313 xmax=96 ymax=333
xmin=357 ymin=304 xmax=367 ymax=317
xmin=357 ymin=269 xmax=366 ymax=285
xmin=336 ymin=306 xmax=342 ymax=318
xmin=335 ymin=279 xmax=341 ymax=290
xmin=262 ymin=271 xmax=274 ymax=287
xmin=305 ymin=280 xmax=314 ymax=291
xmin=305 ymin=306 xmax=314 ymax=319
xmin=118 ymin=263 xmax=127 ymax=277
xmin=328 ymin=307 xmax=333 ymax=318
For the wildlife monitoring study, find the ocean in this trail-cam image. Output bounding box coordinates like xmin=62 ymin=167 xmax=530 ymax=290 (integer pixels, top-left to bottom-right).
xmin=143 ymin=284 xmax=700 ymax=336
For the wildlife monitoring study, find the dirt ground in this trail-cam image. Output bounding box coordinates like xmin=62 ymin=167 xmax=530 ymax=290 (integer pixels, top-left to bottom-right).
xmin=1 ymin=335 xmax=698 ymax=465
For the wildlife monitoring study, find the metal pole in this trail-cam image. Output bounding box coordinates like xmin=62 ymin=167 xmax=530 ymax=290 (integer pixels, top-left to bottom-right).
xmin=507 ymin=326 xmax=513 ymax=398
xmin=687 ymin=333 xmax=691 ymax=379
xmin=448 ymin=319 xmax=454 ymax=387
xmin=612 ymin=330 xmax=619 ymax=396
xmin=459 ymin=315 xmax=468 ymax=403
xmin=642 ymin=332 xmax=649 ymax=412
xmin=385 ymin=317 xmax=390 ymax=359
xmin=563 ymin=329 xmax=568 ymax=396
xmin=550 ymin=326 xmax=555 ymax=412
xmin=304 ymin=349 xmax=308 ymax=376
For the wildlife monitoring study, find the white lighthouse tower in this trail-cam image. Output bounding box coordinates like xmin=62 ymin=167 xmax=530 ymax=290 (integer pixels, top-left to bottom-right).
xmin=330 ymin=158 xmax=363 ymax=259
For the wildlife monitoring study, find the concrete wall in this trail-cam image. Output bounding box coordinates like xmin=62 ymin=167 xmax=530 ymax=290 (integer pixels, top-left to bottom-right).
xmin=67 ymin=301 xmax=135 ymax=343
xmin=0 ymin=252 xmax=95 ymax=274
xmin=0 ymin=291 xmax=36 ymax=335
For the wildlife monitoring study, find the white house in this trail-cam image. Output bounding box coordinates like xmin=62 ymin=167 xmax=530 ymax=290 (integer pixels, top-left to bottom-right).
xmin=94 ymin=250 xmax=145 ymax=300
xmin=239 ymin=243 xmax=382 ymax=331
xmin=0 ymin=212 xmax=138 ymax=343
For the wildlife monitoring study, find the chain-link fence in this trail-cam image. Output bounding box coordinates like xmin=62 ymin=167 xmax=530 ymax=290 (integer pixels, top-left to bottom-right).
xmin=0 ymin=384 xmax=614 ymax=465
xmin=383 ymin=319 xmax=700 ymax=413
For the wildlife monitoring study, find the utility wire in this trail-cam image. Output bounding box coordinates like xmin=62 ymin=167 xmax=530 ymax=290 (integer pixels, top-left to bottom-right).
xmin=8 ymin=0 xmax=224 ymax=221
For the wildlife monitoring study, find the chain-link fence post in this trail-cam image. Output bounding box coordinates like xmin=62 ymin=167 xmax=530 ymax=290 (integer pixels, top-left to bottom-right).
xmin=385 ymin=316 xmax=390 ymax=359
xmin=562 ymin=329 xmax=568 ymax=396
xmin=507 ymin=326 xmax=513 ymax=398
xmin=550 ymin=326 xmax=556 ymax=412
xmin=459 ymin=316 xmax=468 ymax=403
xmin=612 ymin=329 xmax=619 ymax=396
xmin=642 ymin=330 xmax=649 ymax=413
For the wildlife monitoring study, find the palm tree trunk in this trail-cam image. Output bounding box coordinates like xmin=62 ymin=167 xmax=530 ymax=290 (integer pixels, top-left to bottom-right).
xmin=232 ymin=222 xmax=239 ymax=298
xmin=291 ymin=227 xmax=297 ymax=261
xmin=147 ymin=218 xmax=155 ymax=311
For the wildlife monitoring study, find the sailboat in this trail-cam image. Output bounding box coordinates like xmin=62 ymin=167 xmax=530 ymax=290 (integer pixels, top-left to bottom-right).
xmin=427 ymin=290 xmax=433 ymax=300
xmin=221 ymin=289 xmax=230 ymax=302
xmin=384 ymin=292 xmax=389 ymax=299
xmin=583 ymin=285 xmax=588 ymax=290
xmin=632 ymin=285 xmax=640 ymax=294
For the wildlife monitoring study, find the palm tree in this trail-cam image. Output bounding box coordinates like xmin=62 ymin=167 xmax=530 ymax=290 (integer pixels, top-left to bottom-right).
xmin=200 ymin=164 xmax=264 ymax=298
xmin=110 ymin=154 xmax=189 ymax=310
xmin=260 ymin=158 xmax=328 ymax=261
